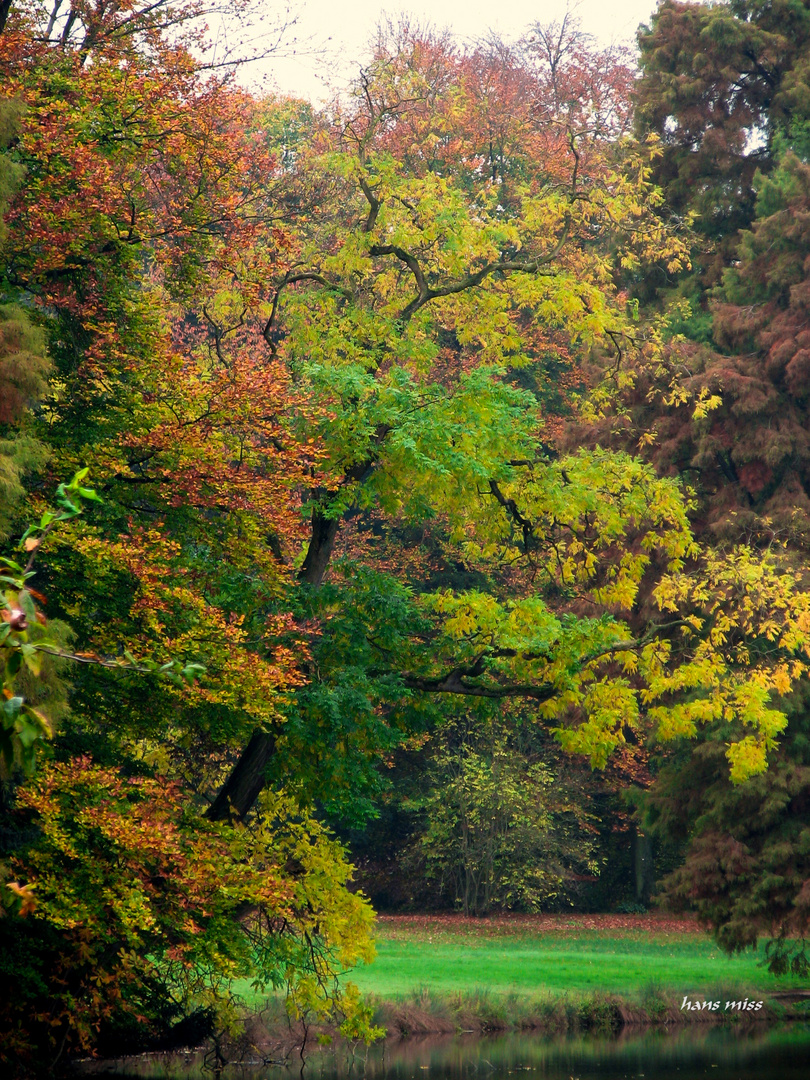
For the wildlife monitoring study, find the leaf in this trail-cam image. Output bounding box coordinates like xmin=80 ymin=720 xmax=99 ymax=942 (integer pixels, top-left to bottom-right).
xmin=1 ymin=695 xmax=23 ymax=725
xmin=18 ymin=590 xmax=36 ymax=623
xmin=22 ymin=705 xmax=52 ymax=738
xmin=22 ymin=648 xmax=42 ymax=676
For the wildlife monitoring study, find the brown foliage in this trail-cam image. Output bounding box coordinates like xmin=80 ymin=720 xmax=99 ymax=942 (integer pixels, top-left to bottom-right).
xmin=635 ymin=0 xmax=810 ymax=281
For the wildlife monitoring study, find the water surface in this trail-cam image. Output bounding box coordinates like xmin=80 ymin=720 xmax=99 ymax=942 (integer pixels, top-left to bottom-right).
xmin=82 ymin=1023 xmax=810 ymax=1080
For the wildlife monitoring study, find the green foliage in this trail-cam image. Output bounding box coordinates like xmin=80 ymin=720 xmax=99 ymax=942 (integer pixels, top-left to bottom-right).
xmin=1 ymin=473 xmax=101 ymax=775
xmin=402 ymin=719 xmax=598 ymax=915
xmin=276 ymin=564 xmax=432 ymax=824
xmin=0 ymin=96 xmax=26 ymax=252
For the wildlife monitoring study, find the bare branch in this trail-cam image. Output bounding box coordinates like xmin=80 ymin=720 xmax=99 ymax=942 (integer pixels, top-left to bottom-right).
xmin=34 ymin=645 xmax=162 ymax=674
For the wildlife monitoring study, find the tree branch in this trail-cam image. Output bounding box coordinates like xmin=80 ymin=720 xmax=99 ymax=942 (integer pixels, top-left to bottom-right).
xmin=359 ymin=176 xmax=381 ymax=234
xmin=263 ymin=270 xmax=353 ymax=353
xmin=400 ymin=619 xmax=688 ymax=703
xmin=488 ymin=479 xmax=536 ymax=550
xmin=368 ymin=243 xmax=429 ymax=303
xmin=370 ymin=215 xmax=572 ymax=323
xmin=402 ymin=669 xmax=557 ymax=702
xmin=298 ymin=424 xmax=391 ymax=586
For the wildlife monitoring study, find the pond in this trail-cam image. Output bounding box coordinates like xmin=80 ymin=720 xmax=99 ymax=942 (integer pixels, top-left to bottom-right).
xmin=77 ymin=1023 xmax=810 ymax=1080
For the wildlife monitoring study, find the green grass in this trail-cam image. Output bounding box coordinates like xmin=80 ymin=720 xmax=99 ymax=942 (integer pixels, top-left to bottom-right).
xmin=344 ymin=922 xmax=808 ymax=999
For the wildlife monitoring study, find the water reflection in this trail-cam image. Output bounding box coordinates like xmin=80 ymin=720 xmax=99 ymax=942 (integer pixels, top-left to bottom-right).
xmin=339 ymin=1027 xmax=810 ymax=1080
xmin=80 ymin=1024 xmax=810 ymax=1080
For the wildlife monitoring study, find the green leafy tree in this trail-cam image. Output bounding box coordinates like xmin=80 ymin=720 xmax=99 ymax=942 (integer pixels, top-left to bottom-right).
xmin=213 ymin=25 xmax=806 ymax=829
xmin=1 ymin=474 xmax=102 ymax=776
xmin=403 ymin=717 xmax=598 ymax=916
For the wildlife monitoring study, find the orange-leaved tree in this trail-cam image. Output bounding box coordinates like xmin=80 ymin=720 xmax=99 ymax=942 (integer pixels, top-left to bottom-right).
xmin=1 ymin=3 xmax=378 ymax=1072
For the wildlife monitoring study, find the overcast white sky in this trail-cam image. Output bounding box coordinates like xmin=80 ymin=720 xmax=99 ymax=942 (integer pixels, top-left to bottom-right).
xmin=251 ymin=0 xmax=662 ymax=101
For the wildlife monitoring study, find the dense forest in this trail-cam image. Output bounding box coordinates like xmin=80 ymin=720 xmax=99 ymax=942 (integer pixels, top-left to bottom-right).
xmin=2 ymin=0 xmax=810 ymax=1073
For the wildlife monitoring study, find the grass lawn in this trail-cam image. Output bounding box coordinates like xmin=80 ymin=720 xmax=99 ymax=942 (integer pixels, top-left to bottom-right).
xmin=342 ymin=914 xmax=809 ymax=999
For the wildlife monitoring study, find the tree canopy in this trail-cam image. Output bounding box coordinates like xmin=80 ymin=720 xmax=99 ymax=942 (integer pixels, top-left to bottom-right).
xmin=3 ymin=3 xmax=810 ymax=1073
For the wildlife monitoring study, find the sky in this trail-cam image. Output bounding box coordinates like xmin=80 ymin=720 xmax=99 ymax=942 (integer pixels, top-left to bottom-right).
xmin=252 ymin=0 xmax=662 ymax=101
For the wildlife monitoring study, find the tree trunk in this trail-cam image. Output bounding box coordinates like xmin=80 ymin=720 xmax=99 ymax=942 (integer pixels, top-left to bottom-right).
xmin=0 ymin=0 xmax=14 ymax=34
xmin=634 ymin=827 xmax=654 ymax=906
xmin=298 ymin=509 xmax=340 ymax=587
xmin=207 ymin=729 xmax=277 ymax=822
xmin=207 ymin=454 xmax=381 ymax=817
xmin=207 ymin=507 xmax=336 ymax=819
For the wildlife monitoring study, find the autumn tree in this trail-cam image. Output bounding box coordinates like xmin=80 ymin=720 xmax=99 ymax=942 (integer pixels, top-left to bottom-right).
xmin=622 ymin=144 xmax=810 ymax=972
xmin=396 ymin=713 xmax=599 ymax=917
xmin=4 ymin=6 xmax=810 ymax=1070
xmin=646 ymin=682 xmax=810 ymax=975
xmin=635 ymin=0 xmax=810 ymax=287
xmin=212 ymin=21 xmax=810 ymax=827
xmin=575 ymin=8 xmax=810 ymax=963
xmin=0 ymin=0 xmax=314 ymax=784
xmin=0 ymin=97 xmax=50 ymax=541
xmin=0 ymin=2 xmax=377 ymax=1071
